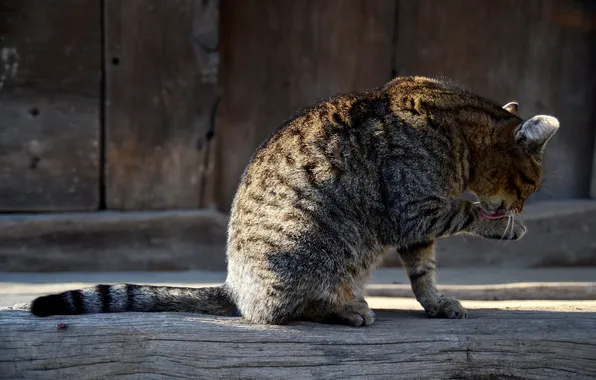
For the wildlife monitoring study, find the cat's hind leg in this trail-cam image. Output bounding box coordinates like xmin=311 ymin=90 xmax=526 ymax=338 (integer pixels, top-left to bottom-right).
xmin=231 ymin=276 xmax=307 ymax=325
xmin=399 ymin=241 xmax=468 ymax=319
xmin=231 ymin=247 xmax=377 ymax=326
xmin=301 ymin=294 xmax=375 ymax=327
xmin=299 ymin=275 xmax=376 ymax=327
xmin=238 ymin=279 xmax=374 ymax=326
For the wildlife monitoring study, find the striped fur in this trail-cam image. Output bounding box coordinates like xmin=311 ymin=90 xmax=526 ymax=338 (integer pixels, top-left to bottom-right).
xmin=31 ymin=77 xmax=558 ymax=326
xmin=31 ymin=284 xmax=236 ymax=317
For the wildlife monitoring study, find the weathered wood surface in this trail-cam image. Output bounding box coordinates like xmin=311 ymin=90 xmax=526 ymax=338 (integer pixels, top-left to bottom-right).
xmin=217 ymin=0 xmax=395 ymax=211
xmin=0 ymin=0 xmax=101 ymax=211
xmin=1 ymin=200 xmax=595 ymax=272
xmin=105 ymin=0 xmax=219 ymax=210
xmin=395 ymin=0 xmax=596 ymax=202
xmin=0 ymin=210 xmax=228 ymax=272
xmin=1 ymin=308 xmax=595 ymax=379
xmin=367 ymin=283 xmax=596 ymax=301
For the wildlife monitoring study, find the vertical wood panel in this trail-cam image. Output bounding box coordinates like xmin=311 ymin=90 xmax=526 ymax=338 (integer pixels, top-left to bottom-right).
xmin=105 ymin=0 xmax=219 ymax=210
xmin=395 ymin=0 xmax=596 ymax=202
xmin=0 ymin=0 xmax=101 ymax=211
xmin=592 ymin=134 xmax=596 ymax=198
xmin=217 ymin=0 xmax=396 ymax=211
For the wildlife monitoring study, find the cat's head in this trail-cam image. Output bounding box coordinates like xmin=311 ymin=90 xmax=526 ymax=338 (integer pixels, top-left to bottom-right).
xmin=469 ymin=102 xmax=559 ymax=219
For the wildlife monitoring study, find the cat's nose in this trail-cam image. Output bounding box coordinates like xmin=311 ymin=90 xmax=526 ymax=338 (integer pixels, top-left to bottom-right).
xmin=497 ymin=200 xmax=506 ymax=211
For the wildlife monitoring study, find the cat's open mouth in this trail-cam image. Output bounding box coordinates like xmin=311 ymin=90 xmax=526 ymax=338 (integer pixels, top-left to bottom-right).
xmin=473 ymin=202 xmax=507 ymax=220
xmin=478 ymin=208 xmax=506 ymax=220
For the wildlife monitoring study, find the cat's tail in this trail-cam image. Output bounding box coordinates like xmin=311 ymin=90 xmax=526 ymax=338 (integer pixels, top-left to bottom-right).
xmin=30 ymin=284 xmax=238 ymax=317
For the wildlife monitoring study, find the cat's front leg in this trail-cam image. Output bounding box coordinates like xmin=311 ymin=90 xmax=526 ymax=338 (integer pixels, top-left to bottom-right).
xmin=401 ymin=198 xmax=526 ymax=241
xmin=465 ymin=207 xmax=527 ymax=240
xmin=448 ymin=201 xmax=527 ymax=240
xmin=421 ymin=199 xmax=526 ymax=240
xmin=399 ymin=241 xmax=467 ymax=319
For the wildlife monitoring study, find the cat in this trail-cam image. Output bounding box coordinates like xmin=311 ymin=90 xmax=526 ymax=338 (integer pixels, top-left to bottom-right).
xmin=30 ymin=76 xmax=558 ymax=326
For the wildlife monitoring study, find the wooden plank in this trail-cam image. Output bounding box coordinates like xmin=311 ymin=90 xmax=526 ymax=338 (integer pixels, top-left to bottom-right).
xmin=217 ymin=0 xmax=396 ymax=210
xmin=0 ymin=200 xmax=594 ymax=273
xmin=105 ymin=0 xmax=219 ymax=210
xmin=1 ymin=308 xmax=595 ymax=379
xmin=0 ymin=210 xmax=228 ymax=272
xmin=366 ymin=283 xmax=596 ymax=301
xmin=0 ymin=0 xmax=101 ymax=211
xmin=395 ymin=0 xmax=596 ymax=202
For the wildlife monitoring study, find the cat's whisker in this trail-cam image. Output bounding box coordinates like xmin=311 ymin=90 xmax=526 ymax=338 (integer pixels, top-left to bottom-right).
xmin=500 ymin=214 xmax=511 ymax=243
xmin=503 ymin=213 xmax=515 ymax=246
xmin=543 ymin=170 xmax=561 ymax=179
xmin=507 ymin=213 xmax=516 ymax=243
xmin=539 ymin=187 xmax=555 ymax=199
xmin=492 ymin=213 xmax=511 ymax=250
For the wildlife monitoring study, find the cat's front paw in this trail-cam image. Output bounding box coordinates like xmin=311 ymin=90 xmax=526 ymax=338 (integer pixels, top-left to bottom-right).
xmin=428 ymin=297 xmax=468 ymax=319
xmin=479 ymin=218 xmax=527 ymax=240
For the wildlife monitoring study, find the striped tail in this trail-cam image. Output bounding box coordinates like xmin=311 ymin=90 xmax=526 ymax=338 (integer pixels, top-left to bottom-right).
xmin=30 ymin=284 xmax=237 ymax=317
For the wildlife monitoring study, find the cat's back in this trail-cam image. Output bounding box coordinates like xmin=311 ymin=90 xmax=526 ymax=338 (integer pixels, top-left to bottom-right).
xmin=229 ymin=76 xmax=469 ymax=222
xmin=226 ymin=90 xmax=388 ymax=260
xmin=228 ymin=76 xmax=490 ymax=233
xmin=242 ymin=76 xmax=472 ymax=174
xmin=232 ymin=89 xmax=376 ymax=195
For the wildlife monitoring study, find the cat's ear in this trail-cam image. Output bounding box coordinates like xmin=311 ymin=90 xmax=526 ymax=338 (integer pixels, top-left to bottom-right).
xmin=503 ymin=101 xmax=519 ymax=115
xmin=513 ymin=115 xmax=559 ymax=152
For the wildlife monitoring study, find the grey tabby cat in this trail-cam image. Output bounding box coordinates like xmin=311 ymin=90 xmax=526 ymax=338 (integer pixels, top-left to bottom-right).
xmin=31 ymin=76 xmax=559 ymax=326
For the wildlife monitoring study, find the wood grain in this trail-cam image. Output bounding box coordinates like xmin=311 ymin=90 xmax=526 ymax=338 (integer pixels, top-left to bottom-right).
xmin=1 ymin=309 xmax=595 ymax=379
xmin=0 ymin=0 xmax=101 ymax=211
xmin=104 ymin=0 xmax=219 ymax=210
xmin=366 ymin=283 xmax=596 ymax=301
xmin=395 ymin=0 xmax=596 ymax=202
xmin=216 ymin=0 xmax=396 ymax=210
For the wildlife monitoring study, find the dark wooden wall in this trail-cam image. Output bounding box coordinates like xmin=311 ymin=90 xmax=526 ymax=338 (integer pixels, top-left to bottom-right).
xmin=105 ymin=0 xmax=219 ymax=210
xmin=217 ymin=0 xmax=396 ymax=210
xmin=1 ymin=0 xmax=595 ymax=213
xmin=395 ymin=0 xmax=596 ymax=202
xmin=0 ymin=0 xmax=101 ymax=211
xmin=217 ymin=0 xmax=596 ymax=209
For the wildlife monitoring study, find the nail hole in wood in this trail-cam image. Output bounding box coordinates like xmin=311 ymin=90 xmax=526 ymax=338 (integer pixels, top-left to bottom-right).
xmin=112 ymin=57 xmax=120 ymax=65
xmin=29 ymin=107 xmax=40 ymax=117
xmin=29 ymin=156 xmax=41 ymax=170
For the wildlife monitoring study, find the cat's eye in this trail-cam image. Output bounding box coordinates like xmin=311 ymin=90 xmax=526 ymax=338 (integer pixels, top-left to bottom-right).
xmin=518 ymin=173 xmax=538 ymax=187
